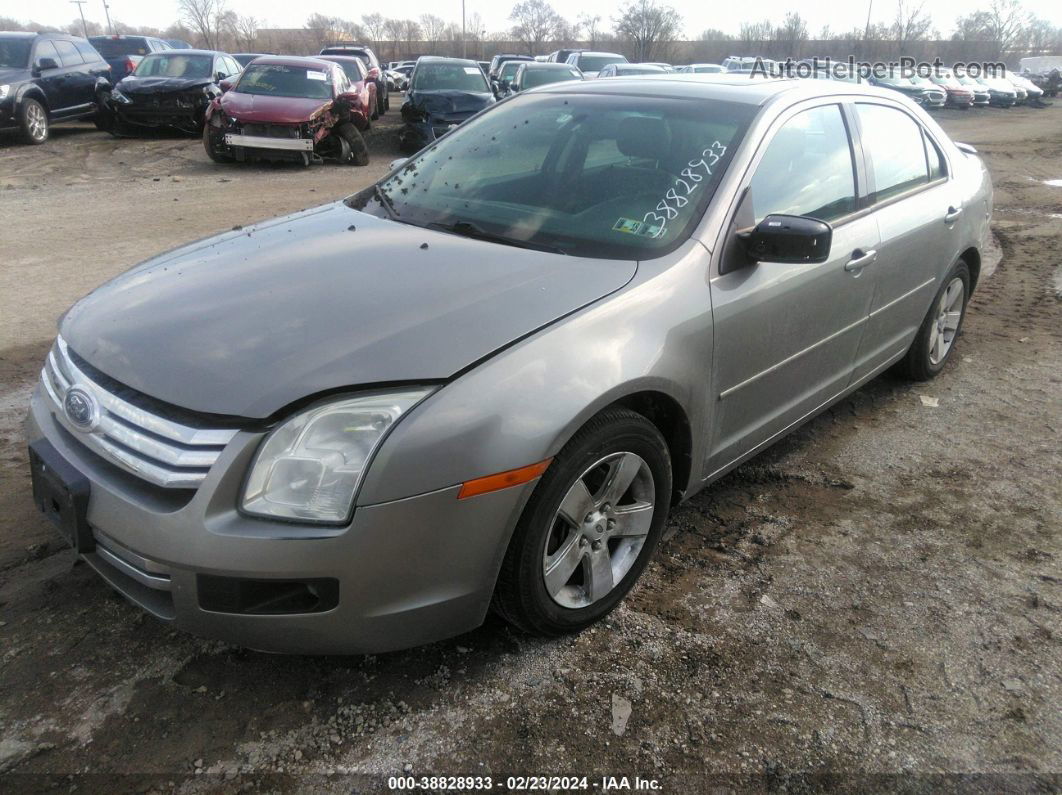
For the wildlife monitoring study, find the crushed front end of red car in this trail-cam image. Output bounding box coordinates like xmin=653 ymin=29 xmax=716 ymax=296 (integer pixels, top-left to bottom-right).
xmin=202 ymin=57 xmax=370 ymax=167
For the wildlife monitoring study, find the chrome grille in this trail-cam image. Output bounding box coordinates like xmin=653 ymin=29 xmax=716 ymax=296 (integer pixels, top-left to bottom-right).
xmin=41 ymin=336 xmax=238 ymax=489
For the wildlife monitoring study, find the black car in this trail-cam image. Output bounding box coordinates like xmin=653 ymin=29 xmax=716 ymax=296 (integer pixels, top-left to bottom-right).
xmin=509 ymin=62 xmax=584 ymax=93
xmin=232 ymin=53 xmax=269 ymax=68
xmin=88 ymin=34 xmax=171 ymax=81
xmin=319 ymin=44 xmax=389 ymax=116
xmin=400 ymin=56 xmax=495 ymax=153
xmin=488 ymin=53 xmax=533 ymax=81
xmin=106 ymin=49 xmax=242 ymax=135
xmin=0 ymin=31 xmax=111 ymax=144
xmin=547 ymin=49 xmax=582 ymax=64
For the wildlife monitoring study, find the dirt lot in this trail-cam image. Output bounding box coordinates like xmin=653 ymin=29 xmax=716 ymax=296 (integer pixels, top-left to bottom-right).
xmin=0 ymin=103 xmax=1059 ymax=792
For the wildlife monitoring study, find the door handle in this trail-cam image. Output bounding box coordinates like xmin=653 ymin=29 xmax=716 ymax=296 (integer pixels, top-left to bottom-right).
xmin=944 ymin=206 xmax=963 ymax=223
xmin=844 ymin=249 xmax=877 ymax=272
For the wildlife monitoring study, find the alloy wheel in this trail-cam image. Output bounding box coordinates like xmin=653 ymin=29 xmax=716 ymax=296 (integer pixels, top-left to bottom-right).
xmin=27 ymin=103 xmax=47 ymax=141
xmin=928 ymin=276 xmax=964 ymax=365
xmin=542 ymin=451 xmax=656 ymax=609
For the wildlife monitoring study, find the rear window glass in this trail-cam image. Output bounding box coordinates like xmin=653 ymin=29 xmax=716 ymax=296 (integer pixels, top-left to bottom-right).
xmin=53 ymin=40 xmax=84 ymax=67
xmin=856 ymin=103 xmax=931 ymax=202
xmin=75 ymin=41 xmax=102 ymax=62
xmin=522 ymin=68 xmax=581 ymax=88
xmin=90 ymin=37 xmax=149 ymax=57
xmin=577 ymin=55 xmax=627 ymax=72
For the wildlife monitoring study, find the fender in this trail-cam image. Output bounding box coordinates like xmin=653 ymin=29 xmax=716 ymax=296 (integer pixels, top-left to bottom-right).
xmin=14 ymin=83 xmax=48 ymax=115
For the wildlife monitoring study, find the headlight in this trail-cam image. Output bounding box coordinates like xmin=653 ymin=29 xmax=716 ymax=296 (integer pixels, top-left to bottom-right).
xmin=241 ymin=389 xmax=433 ymax=523
xmin=111 ymin=88 xmax=131 ymax=104
xmin=0 ymin=84 xmax=9 ymax=100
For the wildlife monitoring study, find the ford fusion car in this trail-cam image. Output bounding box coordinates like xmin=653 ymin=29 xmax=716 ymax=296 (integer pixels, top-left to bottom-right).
xmin=27 ymin=76 xmax=992 ymax=654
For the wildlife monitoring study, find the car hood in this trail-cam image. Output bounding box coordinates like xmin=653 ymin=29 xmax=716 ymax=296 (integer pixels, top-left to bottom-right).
xmin=219 ymin=92 xmax=333 ymax=123
xmin=118 ymin=75 xmax=215 ymax=95
xmin=60 ymin=202 xmax=636 ymax=419
xmin=404 ymin=89 xmax=494 ymax=116
xmin=0 ymin=67 xmax=30 ymax=84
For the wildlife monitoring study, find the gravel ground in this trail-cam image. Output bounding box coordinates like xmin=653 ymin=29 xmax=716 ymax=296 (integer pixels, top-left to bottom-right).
xmin=0 ymin=104 xmax=1059 ymax=793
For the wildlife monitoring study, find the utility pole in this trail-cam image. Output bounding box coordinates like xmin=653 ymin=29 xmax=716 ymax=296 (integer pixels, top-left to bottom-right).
xmin=102 ymin=0 xmax=113 ymax=35
xmin=71 ymin=0 xmax=89 ymax=37
xmin=863 ymin=0 xmax=873 ymax=41
xmin=462 ymin=0 xmax=467 ymax=59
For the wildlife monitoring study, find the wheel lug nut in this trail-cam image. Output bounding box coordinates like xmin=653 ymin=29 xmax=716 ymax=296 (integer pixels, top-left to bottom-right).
xmin=592 ymin=540 xmax=603 ymax=551
xmin=580 ymin=537 xmax=588 ymax=547
xmin=607 ymin=519 xmax=616 ymax=530
xmin=602 ymin=503 xmax=611 ymax=512
xmin=584 ymin=513 xmax=594 ymax=524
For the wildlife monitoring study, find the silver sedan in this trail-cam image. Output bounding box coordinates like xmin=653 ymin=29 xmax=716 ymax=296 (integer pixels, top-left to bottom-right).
xmin=26 ymin=75 xmax=992 ymax=653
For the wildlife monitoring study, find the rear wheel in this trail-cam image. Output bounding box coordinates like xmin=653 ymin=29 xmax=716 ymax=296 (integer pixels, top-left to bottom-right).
xmin=899 ymin=260 xmax=970 ymax=381
xmin=493 ymin=408 xmax=672 ymax=635
xmin=19 ymin=98 xmax=48 ymax=144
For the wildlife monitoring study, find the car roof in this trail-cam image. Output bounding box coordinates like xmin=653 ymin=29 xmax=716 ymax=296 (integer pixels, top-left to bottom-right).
xmin=521 ymin=62 xmax=577 ymax=69
xmin=141 ymin=49 xmax=222 ymax=57
xmin=576 ymin=51 xmax=625 ymax=57
xmin=249 ymin=55 xmax=337 ymax=69
xmin=417 ymin=56 xmax=480 ymax=66
xmin=530 ymin=74 xmax=911 ymax=106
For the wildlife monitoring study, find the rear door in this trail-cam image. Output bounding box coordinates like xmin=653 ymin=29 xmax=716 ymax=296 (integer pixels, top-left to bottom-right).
xmin=51 ymin=39 xmax=93 ymax=114
xmin=706 ymin=101 xmax=880 ymax=475
xmin=849 ymin=102 xmax=961 ymax=382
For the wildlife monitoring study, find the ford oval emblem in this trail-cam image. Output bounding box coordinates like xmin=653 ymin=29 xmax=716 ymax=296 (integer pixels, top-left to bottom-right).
xmin=64 ymin=386 xmax=99 ymax=432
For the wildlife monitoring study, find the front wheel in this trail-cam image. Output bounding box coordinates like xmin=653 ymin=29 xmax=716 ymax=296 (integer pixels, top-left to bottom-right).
xmin=493 ymin=408 xmax=672 ymax=636
xmin=19 ymin=98 xmax=49 ymax=144
xmin=899 ymin=259 xmax=970 ymax=381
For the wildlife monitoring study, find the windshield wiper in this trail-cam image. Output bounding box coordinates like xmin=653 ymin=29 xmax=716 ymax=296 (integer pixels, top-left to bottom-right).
xmin=372 ymin=184 xmax=398 ymax=219
xmin=428 ymin=220 xmax=566 ymax=255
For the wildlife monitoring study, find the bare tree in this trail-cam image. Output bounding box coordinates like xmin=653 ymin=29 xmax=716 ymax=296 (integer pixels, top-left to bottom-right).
xmin=420 ymin=14 xmax=447 ymax=53
xmin=362 ymin=13 xmax=386 ymax=46
xmin=775 ymin=11 xmax=808 ymax=52
xmin=383 ymin=17 xmax=404 ymax=60
xmin=985 ymin=0 xmax=1027 ymax=55
xmin=178 ymin=0 xmax=228 ymax=49
xmin=67 ymin=17 xmax=104 ymax=36
xmin=697 ymin=28 xmax=732 ymax=41
xmin=892 ymin=0 xmax=933 ymax=47
xmin=739 ymin=20 xmax=774 ymax=46
xmin=401 ymin=19 xmax=423 ymax=54
xmin=578 ymin=14 xmax=603 ymax=48
xmin=227 ymin=14 xmax=258 ymax=50
xmin=614 ymin=0 xmax=682 ymax=62
xmin=510 ymin=0 xmax=564 ymax=56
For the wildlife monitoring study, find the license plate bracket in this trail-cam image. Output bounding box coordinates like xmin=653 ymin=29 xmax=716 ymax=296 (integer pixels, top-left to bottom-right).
xmin=29 ymin=439 xmax=94 ymax=553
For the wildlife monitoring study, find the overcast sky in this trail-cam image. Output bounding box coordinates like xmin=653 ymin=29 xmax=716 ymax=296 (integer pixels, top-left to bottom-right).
xmin=14 ymin=0 xmax=1062 ymax=39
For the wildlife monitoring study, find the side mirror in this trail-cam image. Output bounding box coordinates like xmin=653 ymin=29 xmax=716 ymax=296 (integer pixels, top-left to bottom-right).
xmin=37 ymin=57 xmax=60 ymax=72
xmin=219 ymin=78 xmax=234 ymax=92
xmin=740 ymin=214 xmax=832 ymax=264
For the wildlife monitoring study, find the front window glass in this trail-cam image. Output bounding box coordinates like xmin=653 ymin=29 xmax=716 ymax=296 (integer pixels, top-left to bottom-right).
xmin=0 ymin=38 xmax=32 ymax=68
xmin=750 ymin=104 xmax=856 ymax=223
xmin=856 ymin=103 xmax=930 ymax=202
xmin=523 ymin=68 xmax=581 ymax=88
xmin=236 ymin=63 xmax=334 ymax=99
xmin=413 ymin=62 xmax=489 ymax=92
xmin=134 ymin=54 xmax=213 ymax=79
xmin=350 ymin=93 xmax=754 ymax=260
xmin=578 ymin=55 xmax=627 ymax=72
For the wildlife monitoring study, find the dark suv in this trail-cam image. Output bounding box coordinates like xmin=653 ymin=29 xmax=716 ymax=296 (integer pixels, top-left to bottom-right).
xmin=0 ymin=31 xmax=111 ymax=144
xmin=319 ymin=44 xmax=388 ymax=116
xmin=89 ymin=34 xmax=171 ymax=81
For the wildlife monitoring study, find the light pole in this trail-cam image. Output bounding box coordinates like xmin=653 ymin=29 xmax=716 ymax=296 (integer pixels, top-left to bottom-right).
xmin=71 ymin=0 xmax=89 ymax=37
xmin=102 ymin=0 xmax=113 ymax=35
xmin=462 ymin=0 xmax=467 ymax=59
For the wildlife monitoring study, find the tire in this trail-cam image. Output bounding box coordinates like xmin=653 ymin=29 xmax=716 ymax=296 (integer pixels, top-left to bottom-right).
xmin=899 ymin=259 xmax=971 ymax=381
xmin=19 ymin=98 xmax=49 ymax=144
xmin=202 ymin=125 xmax=232 ymax=163
xmin=333 ymin=122 xmax=369 ymax=166
xmin=376 ymin=83 xmax=386 ymax=117
xmin=493 ymin=408 xmax=672 ymax=636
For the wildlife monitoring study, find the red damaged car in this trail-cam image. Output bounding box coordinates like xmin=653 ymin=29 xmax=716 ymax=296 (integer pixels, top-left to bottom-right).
xmin=203 ymin=56 xmax=374 ymax=166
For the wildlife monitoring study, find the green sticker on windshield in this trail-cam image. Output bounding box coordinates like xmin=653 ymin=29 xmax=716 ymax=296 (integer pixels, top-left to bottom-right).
xmin=613 ymin=217 xmax=663 ymax=237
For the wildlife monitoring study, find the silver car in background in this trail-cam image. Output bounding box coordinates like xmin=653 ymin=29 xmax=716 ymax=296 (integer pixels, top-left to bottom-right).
xmin=26 ymin=76 xmax=991 ymax=653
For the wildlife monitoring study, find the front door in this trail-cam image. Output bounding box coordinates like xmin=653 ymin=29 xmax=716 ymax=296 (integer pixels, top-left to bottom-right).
xmin=706 ymin=102 xmax=879 ymax=476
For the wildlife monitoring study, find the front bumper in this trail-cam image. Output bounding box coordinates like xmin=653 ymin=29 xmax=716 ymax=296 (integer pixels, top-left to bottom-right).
xmin=114 ymin=100 xmax=204 ymax=131
xmin=224 ymin=133 xmax=314 ymax=151
xmin=27 ymin=387 xmax=533 ymax=654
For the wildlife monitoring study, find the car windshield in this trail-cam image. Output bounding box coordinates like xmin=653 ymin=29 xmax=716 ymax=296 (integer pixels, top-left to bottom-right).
xmin=134 ymin=53 xmax=213 ymax=79
xmin=579 ymin=55 xmax=626 ymax=72
xmin=413 ymin=62 xmax=488 ymax=92
xmin=350 ymin=92 xmax=754 ymax=260
xmin=523 ymin=68 xmax=581 ymax=88
xmin=90 ymin=37 xmax=150 ymax=57
xmin=500 ymin=62 xmax=522 ymax=81
xmin=0 ymin=38 xmax=31 ymax=69
xmin=236 ymin=63 xmax=334 ymax=99
xmin=617 ymin=66 xmax=664 ymax=75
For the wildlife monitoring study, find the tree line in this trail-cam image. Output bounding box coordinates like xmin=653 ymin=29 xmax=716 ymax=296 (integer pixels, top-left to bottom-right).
xmin=3 ymin=0 xmax=1059 ymax=64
